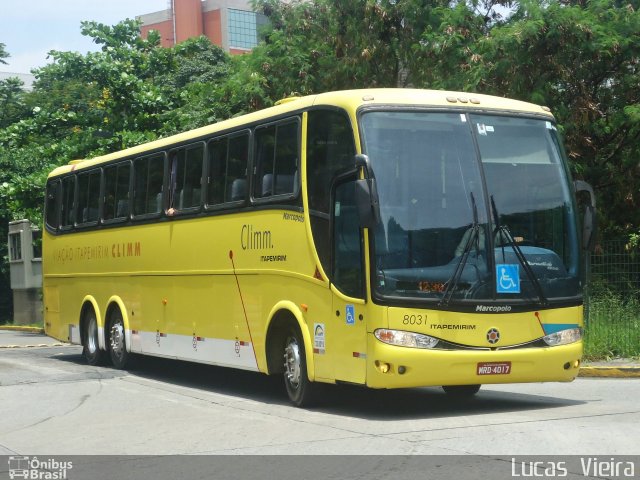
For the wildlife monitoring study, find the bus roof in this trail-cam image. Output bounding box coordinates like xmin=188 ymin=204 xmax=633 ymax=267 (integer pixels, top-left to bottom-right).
xmin=48 ymin=88 xmax=554 ymax=178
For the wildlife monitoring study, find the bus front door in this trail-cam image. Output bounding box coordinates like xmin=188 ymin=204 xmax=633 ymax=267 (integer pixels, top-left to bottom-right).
xmin=330 ymin=180 xmax=367 ymax=384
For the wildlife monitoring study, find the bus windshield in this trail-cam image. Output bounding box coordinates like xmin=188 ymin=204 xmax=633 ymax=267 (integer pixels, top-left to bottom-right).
xmin=360 ymin=110 xmax=580 ymax=305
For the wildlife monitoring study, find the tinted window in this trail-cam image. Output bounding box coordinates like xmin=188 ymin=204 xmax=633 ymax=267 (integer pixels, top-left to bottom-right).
xmin=76 ymin=170 xmax=101 ymax=225
xmin=60 ymin=176 xmax=76 ymax=228
xmin=306 ymin=110 xmax=355 ymax=274
xmin=170 ymin=144 xmax=204 ymax=212
xmin=254 ymin=120 xmax=299 ymax=199
xmin=207 ymin=132 xmax=249 ymax=206
xmin=134 ymin=154 xmax=165 ymax=216
xmin=333 ymin=180 xmax=364 ymax=298
xmin=45 ymin=180 xmax=61 ymax=230
xmin=103 ymin=162 xmax=131 ymax=221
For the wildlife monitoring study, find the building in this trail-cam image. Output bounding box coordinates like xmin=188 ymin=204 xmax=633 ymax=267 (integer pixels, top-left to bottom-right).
xmin=138 ymin=0 xmax=268 ymax=54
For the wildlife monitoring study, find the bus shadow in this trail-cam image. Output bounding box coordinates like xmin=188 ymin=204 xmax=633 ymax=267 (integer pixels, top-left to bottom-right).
xmin=50 ymin=351 xmax=585 ymax=420
xmin=312 ymin=383 xmax=585 ymax=420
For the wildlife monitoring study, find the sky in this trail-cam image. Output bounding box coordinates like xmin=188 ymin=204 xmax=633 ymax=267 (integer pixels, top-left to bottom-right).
xmin=0 ymin=0 xmax=170 ymax=74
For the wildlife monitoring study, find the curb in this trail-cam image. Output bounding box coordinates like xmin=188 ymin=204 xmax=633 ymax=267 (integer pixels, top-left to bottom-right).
xmin=0 ymin=343 xmax=69 ymax=349
xmin=0 ymin=325 xmax=45 ymax=333
xmin=578 ymin=366 xmax=640 ymax=378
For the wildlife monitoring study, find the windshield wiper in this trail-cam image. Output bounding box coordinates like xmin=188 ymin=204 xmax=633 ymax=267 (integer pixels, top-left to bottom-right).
xmin=440 ymin=193 xmax=479 ymax=306
xmin=490 ymin=195 xmax=547 ymax=305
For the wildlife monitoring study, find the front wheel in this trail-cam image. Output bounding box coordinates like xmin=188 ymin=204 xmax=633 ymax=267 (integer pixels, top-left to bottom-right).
xmin=107 ymin=311 xmax=131 ymax=369
xmin=283 ymin=329 xmax=317 ymax=407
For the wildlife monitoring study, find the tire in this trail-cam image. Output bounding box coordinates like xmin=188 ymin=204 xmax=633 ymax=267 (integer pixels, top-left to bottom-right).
xmin=82 ymin=310 xmax=106 ymax=366
xmin=107 ymin=310 xmax=131 ymax=369
xmin=442 ymin=384 xmax=481 ymax=398
xmin=283 ymin=328 xmax=317 ymax=407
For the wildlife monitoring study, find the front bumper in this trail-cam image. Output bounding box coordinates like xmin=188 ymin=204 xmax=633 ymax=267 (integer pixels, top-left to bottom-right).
xmin=366 ymin=333 xmax=582 ymax=389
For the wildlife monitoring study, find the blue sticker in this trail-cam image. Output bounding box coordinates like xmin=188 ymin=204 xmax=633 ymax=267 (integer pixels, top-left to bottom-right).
xmin=346 ymin=305 xmax=355 ymax=325
xmin=496 ymin=264 xmax=520 ymax=293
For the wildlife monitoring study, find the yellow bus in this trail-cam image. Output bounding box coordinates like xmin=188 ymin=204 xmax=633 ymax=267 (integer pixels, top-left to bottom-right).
xmin=43 ymin=89 xmax=596 ymax=406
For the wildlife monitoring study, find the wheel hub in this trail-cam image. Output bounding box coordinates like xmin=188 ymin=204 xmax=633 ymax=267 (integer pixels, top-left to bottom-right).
xmin=110 ymin=321 xmax=125 ymax=356
xmin=284 ymin=337 xmax=301 ymax=388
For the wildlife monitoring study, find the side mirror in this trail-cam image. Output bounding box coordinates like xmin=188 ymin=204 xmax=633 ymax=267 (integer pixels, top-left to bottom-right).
xmin=574 ymin=180 xmax=597 ymax=251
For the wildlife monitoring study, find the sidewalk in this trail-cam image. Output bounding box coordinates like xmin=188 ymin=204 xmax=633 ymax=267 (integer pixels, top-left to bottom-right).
xmin=0 ymin=326 xmax=639 ymax=377
xmin=0 ymin=327 xmax=67 ymax=348
xmin=579 ymin=358 xmax=640 ymax=378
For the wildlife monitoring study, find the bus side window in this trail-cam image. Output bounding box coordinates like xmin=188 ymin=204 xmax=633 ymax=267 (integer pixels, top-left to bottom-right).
xmin=45 ymin=180 xmax=61 ymax=230
xmin=169 ymin=143 xmax=204 ymax=212
xmin=208 ymin=137 xmax=227 ymax=205
xmin=207 ymin=132 xmax=249 ymax=206
xmin=254 ymin=119 xmax=299 ymax=199
xmin=76 ymin=170 xmax=101 ymax=225
xmin=227 ymin=134 xmax=249 ymax=202
xmin=103 ymin=162 xmax=131 ymax=221
xmin=60 ymin=176 xmax=76 ymax=229
xmin=134 ymin=154 xmax=164 ymax=217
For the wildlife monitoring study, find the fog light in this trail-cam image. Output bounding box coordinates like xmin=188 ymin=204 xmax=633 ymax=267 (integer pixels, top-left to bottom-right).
xmin=376 ymin=361 xmax=390 ymax=373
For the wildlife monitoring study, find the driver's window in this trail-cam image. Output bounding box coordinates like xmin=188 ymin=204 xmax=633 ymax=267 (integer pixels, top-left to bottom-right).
xmin=333 ymin=181 xmax=364 ymax=298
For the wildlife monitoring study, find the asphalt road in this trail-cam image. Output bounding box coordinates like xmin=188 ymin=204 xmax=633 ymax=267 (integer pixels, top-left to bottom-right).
xmin=1 ymin=331 xmax=639 ymax=456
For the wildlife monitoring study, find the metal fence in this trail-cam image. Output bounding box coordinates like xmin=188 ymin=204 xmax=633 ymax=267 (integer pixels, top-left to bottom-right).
xmin=584 ymin=240 xmax=640 ymax=358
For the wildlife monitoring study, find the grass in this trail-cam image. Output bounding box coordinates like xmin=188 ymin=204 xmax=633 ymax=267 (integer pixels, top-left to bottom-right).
xmin=584 ymin=290 xmax=640 ymax=359
xmin=0 ymin=319 xmax=44 ymax=328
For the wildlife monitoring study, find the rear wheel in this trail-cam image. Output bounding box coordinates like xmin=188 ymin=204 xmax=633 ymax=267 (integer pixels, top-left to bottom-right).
xmin=283 ymin=328 xmax=316 ymax=407
xmin=82 ymin=310 xmax=105 ymax=366
xmin=442 ymin=384 xmax=481 ymax=398
xmin=107 ymin=310 xmax=131 ymax=369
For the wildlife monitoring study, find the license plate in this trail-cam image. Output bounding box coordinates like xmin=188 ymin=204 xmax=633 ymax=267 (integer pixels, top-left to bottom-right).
xmin=477 ymin=361 xmax=512 ymax=375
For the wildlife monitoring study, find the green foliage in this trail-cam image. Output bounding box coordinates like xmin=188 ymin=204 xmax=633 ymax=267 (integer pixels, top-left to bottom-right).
xmin=0 ymin=20 xmax=231 ymax=321
xmin=0 ymin=77 xmax=28 ymax=128
xmin=468 ymin=0 xmax=640 ymax=236
xmin=250 ymin=0 xmax=640 ymax=240
xmin=249 ymin=0 xmax=452 ymax=96
xmin=585 ymin=289 xmax=640 ymax=358
xmin=0 ymin=43 xmax=8 ymax=64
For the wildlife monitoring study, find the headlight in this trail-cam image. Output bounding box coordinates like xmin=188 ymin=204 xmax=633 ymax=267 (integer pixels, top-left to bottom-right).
xmin=374 ymin=329 xmax=439 ymax=349
xmin=543 ymin=327 xmax=583 ymax=346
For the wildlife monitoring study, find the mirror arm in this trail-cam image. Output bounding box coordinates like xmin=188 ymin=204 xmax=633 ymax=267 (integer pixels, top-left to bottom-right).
xmin=353 ymin=154 xmax=380 ymax=228
xmin=355 ymin=154 xmax=376 ymax=180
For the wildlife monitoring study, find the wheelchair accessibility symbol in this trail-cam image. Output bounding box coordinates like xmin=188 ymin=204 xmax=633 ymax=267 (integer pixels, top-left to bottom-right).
xmin=346 ymin=305 xmax=355 ymax=325
xmin=496 ymin=264 xmax=520 ymax=293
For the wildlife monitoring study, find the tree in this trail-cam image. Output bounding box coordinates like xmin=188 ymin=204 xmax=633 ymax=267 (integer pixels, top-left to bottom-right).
xmin=0 ymin=20 xmax=230 ymax=322
xmin=250 ymin=0 xmax=640 ymax=237
xmin=0 ymin=43 xmax=8 ymax=64
xmin=0 ymin=77 xmax=28 ymax=128
xmin=415 ymin=0 xmax=640 ymax=235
